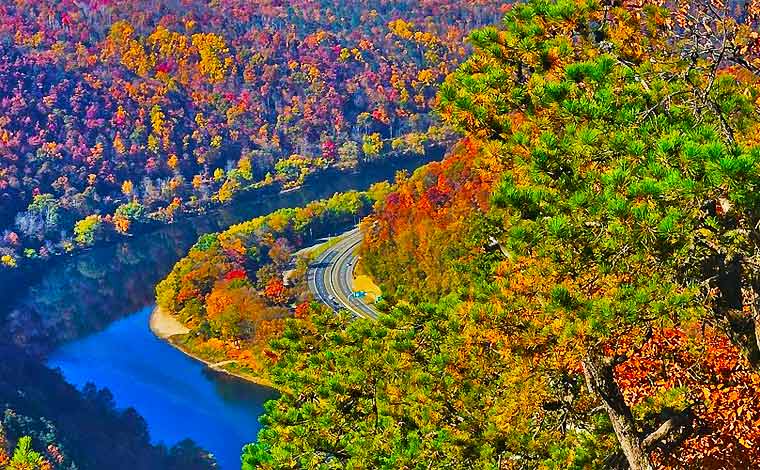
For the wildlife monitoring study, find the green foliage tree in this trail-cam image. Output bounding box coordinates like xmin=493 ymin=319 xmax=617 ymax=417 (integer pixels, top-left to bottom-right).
xmin=361 ymin=133 xmax=383 ymax=159
xmin=15 ymin=194 xmax=61 ymax=241
xmin=27 ymin=194 xmax=60 ymax=233
xmin=242 ymin=301 xmax=580 ymax=469
xmin=435 ymin=0 xmax=760 ymax=468
xmin=8 ymin=436 xmax=47 ymax=470
xmin=74 ymin=214 xmax=103 ymax=246
xmin=114 ymin=201 xmax=147 ymax=222
xmin=245 ymin=1 xmax=760 ymax=469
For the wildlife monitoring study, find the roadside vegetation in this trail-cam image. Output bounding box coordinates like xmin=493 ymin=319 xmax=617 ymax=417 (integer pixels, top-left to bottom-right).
xmin=155 ymin=188 xmax=391 ymax=384
xmin=242 ymin=1 xmax=760 ymax=468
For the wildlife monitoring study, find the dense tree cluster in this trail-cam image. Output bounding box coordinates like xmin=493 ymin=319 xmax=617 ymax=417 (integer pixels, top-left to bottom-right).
xmin=155 ymin=188 xmax=390 ymax=379
xmin=0 ymin=0 xmax=505 ymax=269
xmin=238 ymin=1 xmax=760 ymax=468
xmin=0 ymin=345 xmax=215 ymax=470
xmin=361 ymin=137 xmax=502 ymax=301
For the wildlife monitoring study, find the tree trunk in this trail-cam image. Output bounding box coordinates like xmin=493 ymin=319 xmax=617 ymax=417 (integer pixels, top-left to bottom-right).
xmin=582 ymin=353 xmax=653 ymax=470
xmin=743 ymin=265 xmax=760 ymax=369
xmin=702 ymin=250 xmax=760 ymax=370
xmin=713 ymin=309 xmax=760 ymax=368
xmin=754 ymin=313 xmax=760 ymax=362
xmin=716 ymin=257 xmax=760 ymax=370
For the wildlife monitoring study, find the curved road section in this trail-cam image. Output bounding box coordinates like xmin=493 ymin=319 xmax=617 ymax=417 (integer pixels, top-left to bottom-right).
xmin=307 ymin=228 xmax=379 ymax=319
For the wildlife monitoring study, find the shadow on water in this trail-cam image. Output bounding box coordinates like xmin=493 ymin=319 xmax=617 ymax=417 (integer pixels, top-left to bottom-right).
xmin=1 ymin=151 xmax=440 ymax=357
xmin=2 ymin=150 xmax=441 ymax=469
xmin=47 ymin=307 xmax=278 ymax=470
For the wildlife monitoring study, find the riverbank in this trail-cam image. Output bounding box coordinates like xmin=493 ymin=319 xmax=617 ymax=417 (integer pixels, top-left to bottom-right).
xmin=16 ymin=148 xmax=439 ymax=470
xmin=148 ymin=307 xmax=275 ymax=389
xmin=149 ymin=306 xmax=189 ymax=338
xmin=0 ymin=143 xmax=448 ymax=312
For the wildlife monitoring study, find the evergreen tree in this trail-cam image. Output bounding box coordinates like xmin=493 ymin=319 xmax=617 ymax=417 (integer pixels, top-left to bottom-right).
xmin=8 ymin=436 xmax=47 ymax=470
xmin=244 ymin=1 xmax=760 ymax=468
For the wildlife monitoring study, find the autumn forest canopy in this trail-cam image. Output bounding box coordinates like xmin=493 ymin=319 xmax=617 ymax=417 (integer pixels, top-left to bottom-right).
xmin=9 ymin=0 xmax=760 ymax=469
xmin=239 ymin=0 xmax=760 ymax=468
xmin=0 ymin=0 xmax=505 ymax=269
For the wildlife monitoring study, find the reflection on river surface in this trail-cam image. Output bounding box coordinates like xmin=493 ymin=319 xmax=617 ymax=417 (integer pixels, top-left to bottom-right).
xmin=1 ymin=152 xmax=438 ymax=469
xmin=48 ymin=307 xmax=277 ymax=470
xmin=3 ymin=154 xmax=437 ymax=356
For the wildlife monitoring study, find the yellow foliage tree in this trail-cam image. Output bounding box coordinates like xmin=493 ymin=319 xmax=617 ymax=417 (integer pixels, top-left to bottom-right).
xmin=121 ymin=179 xmax=133 ymax=196
xmin=191 ymin=33 xmax=232 ymax=83
xmin=238 ymin=157 xmax=252 ymax=180
xmin=167 ymin=153 xmax=179 ymax=170
xmin=362 ymin=133 xmax=383 ymax=158
xmin=213 ymin=168 xmax=225 ymax=181
xmin=1 ymin=254 xmax=17 ymax=268
xmin=216 ymin=178 xmax=240 ymax=203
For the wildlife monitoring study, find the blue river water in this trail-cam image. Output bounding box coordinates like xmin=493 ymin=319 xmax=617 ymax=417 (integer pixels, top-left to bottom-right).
xmin=47 ymin=306 xmax=277 ymax=469
xmin=2 ymin=153 xmax=439 ymax=469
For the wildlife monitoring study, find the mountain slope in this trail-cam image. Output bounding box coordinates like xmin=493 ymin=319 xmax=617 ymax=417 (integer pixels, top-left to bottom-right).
xmin=243 ymin=1 xmax=760 ymax=469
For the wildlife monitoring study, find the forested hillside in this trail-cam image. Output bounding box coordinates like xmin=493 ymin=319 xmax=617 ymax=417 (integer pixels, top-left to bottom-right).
xmin=155 ymin=188 xmax=391 ymax=382
xmin=0 ymin=0 xmax=504 ymax=269
xmin=238 ymin=0 xmax=760 ymax=468
xmin=17 ymin=0 xmax=760 ymax=467
xmin=0 ymin=345 xmax=216 ymax=470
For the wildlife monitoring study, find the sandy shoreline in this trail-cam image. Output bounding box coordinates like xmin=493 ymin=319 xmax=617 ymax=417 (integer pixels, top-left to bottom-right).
xmin=149 ymin=306 xmax=275 ymax=389
xmin=149 ymin=305 xmax=190 ymax=338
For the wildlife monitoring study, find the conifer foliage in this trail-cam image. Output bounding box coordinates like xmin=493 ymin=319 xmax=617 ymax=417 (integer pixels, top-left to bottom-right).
xmin=245 ymin=1 xmax=760 ymax=468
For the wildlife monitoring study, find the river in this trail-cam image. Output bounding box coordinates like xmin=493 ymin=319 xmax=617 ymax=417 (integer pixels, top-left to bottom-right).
xmin=47 ymin=307 xmax=276 ymax=469
xmin=2 ymin=152 xmax=438 ymax=469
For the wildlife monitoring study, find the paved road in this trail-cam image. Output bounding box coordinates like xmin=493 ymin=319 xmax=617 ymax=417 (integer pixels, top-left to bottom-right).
xmin=307 ymin=229 xmax=379 ymax=319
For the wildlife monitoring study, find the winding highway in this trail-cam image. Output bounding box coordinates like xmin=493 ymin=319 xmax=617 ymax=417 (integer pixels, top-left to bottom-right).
xmin=307 ymin=228 xmax=379 ymax=319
